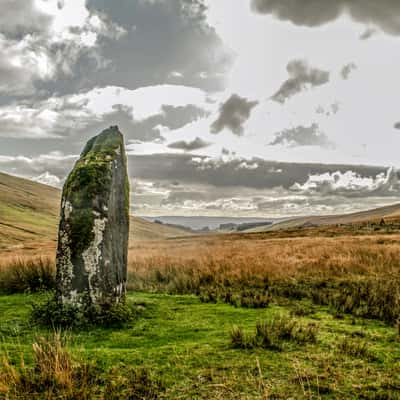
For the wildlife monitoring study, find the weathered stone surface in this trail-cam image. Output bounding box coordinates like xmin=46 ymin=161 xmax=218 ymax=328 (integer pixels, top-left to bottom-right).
xmin=56 ymin=126 xmax=130 ymax=307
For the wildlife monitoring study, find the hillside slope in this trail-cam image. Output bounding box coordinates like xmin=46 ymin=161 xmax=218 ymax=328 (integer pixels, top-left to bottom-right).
xmin=246 ymin=203 xmax=400 ymax=233
xmin=0 ymin=172 xmax=190 ymax=250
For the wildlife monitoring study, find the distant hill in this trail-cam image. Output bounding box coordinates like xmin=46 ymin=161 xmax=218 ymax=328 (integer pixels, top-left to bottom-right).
xmin=143 ymin=216 xmax=280 ymax=230
xmin=0 ymin=172 xmax=190 ymax=250
xmin=245 ymin=203 xmax=400 ymax=233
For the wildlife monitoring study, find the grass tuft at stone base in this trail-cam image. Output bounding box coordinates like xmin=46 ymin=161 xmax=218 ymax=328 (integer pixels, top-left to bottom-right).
xmin=30 ymin=293 xmax=135 ymax=329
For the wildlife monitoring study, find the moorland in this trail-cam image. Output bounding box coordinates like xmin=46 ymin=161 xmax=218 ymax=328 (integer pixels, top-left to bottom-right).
xmin=1 ymin=172 xmax=400 ymax=399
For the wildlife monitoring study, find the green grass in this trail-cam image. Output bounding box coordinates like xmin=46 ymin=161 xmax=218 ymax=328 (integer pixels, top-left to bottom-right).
xmin=1 ymin=293 xmax=400 ymax=398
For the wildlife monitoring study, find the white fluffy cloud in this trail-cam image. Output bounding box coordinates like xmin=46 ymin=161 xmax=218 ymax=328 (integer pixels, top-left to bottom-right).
xmin=291 ymin=168 xmax=400 ymax=197
xmin=0 ymin=151 xmax=77 ymax=182
xmin=32 ymin=171 xmax=62 ymax=187
xmin=70 ymin=85 xmax=210 ymax=121
xmin=0 ymin=34 xmax=55 ymax=94
xmin=0 ymin=98 xmax=93 ymax=138
xmin=0 ymin=0 xmax=126 ymax=95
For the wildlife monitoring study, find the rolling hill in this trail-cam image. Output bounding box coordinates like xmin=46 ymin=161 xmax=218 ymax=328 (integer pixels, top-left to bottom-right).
xmin=0 ymin=172 xmax=191 ymax=251
xmin=245 ymin=203 xmax=400 ymax=233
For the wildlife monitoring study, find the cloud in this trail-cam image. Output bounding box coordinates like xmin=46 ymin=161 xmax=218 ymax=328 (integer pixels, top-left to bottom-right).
xmin=168 ymin=137 xmax=212 ymax=151
xmin=271 ymin=60 xmax=330 ymax=103
xmin=341 ymin=63 xmax=357 ymax=80
xmin=251 ymin=0 xmax=400 ymax=35
xmin=0 ymin=0 xmax=52 ymax=37
xmin=135 ymin=169 xmax=400 ymax=216
xmin=80 ymin=102 xmax=209 ymax=146
xmin=210 ymin=94 xmax=258 ymax=135
xmin=291 ymin=167 xmax=400 ymax=197
xmin=0 ymin=85 xmax=210 ymax=148
xmin=129 ymin=153 xmax=385 ymax=190
xmin=269 ymin=123 xmax=334 ymax=148
xmin=315 ymin=103 xmax=340 ymax=116
xmin=1 ymin=149 xmax=395 ymax=217
xmin=0 ymin=34 xmax=55 ymax=95
xmin=394 ymin=122 xmax=400 ymax=130
xmin=39 ymin=0 xmax=233 ymax=96
xmin=32 ymin=171 xmax=62 ymax=187
xmin=360 ymin=27 xmax=377 ymax=40
xmin=0 ymin=98 xmax=94 ymax=139
xmin=0 ymin=151 xmax=77 ymax=182
xmin=0 ymin=0 xmax=127 ymax=96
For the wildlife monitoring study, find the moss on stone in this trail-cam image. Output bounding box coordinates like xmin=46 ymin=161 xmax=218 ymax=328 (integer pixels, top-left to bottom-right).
xmin=62 ymin=126 xmax=125 ymax=258
xmin=80 ymin=126 xmax=122 ymax=158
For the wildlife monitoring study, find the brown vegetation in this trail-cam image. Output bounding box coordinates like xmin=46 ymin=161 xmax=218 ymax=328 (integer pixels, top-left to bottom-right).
xmin=2 ymin=227 xmax=400 ymax=324
xmin=128 ymin=232 xmax=400 ymax=324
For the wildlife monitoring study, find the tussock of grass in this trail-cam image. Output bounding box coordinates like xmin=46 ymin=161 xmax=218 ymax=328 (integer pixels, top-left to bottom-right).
xmin=0 ymin=332 xmax=96 ymax=399
xmin=31 ymin=294 xmax=136 ymax=329
xmin=230 ymin=316 xmax=318 ymax=351
xmin=0 ymin=333 xmax=164 ymax=399
xmin=0 ymin=258 xmax=55 ymax=294
xmin=336 ymin=336 xmax=377 ymax=361
xmin=199 ymin=288 xmax=271 ymax=308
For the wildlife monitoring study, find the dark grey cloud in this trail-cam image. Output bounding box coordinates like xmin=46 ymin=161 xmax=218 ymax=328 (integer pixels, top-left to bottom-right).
xmin=272 ymin=60 xmax=330 ymax=103
xmin=37 ymin=0 xmax=233 ymax=96
xmin=251 ymin=0 xmax=400 ymax=35
xmin=68 ymin=103 xmax=210 ymax=151
xmin=210 ymin=94 xmax=258 ymax=135
xmin=316 ymin=103 xmax=340 ymax=116
xmin=0 ymin=100 xmax=208 ymax=155
xmin=128 ymin=153 xmax=385 ymax=191
xmin=251 ymin=0 xmax=342 ymax=27
xmin=0 ymin=0 xmax=232 ymax=100
xmin=394 ymin=122 xmax=400 ymax=130
xmin=168 ymin=137 xmax=212 ymax=151
xmin=341 ymin=63 xmax=357 ymax=80
xmin=270 ymin=123 xmax=334 ymax=148
xmin=360 ymin=27 xmax=377 ymax=40
xmin=252 ymin=0 xmax=400 ymax=35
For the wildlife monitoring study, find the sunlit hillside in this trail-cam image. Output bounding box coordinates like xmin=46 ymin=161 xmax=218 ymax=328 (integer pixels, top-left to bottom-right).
xmin=0 ymin=172 xmax=190 ymax=253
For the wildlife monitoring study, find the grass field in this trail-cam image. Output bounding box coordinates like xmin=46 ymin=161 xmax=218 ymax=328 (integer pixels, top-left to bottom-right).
xmin=2 ymin=173 xmax=400 ymax=398
xmin=1 ymin=292 xmax=400 ymax=399
xmin=2 ymin=229 xmax=400 ymax=398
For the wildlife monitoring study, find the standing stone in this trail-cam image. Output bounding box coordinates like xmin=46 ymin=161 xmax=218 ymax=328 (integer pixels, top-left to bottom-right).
xmin=56 ymin=126 xmax=130 ymax=308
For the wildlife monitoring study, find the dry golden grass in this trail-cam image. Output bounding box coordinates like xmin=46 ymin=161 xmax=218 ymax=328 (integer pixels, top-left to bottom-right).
xmin=2 ymin=227 xmax=400 ymax=322
xmin=3 ymin=229 xmax=400 ymax=289
xmin=126 ymin=231 xmax=400 ymax=324
xmin=128 ymin=233 xmax=400 ymax=285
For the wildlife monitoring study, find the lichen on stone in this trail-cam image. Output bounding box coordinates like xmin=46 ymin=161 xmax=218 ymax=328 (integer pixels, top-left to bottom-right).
xmin=56 ymin=125 xmax=130 ymax=309
xmin=82 ymin=216 xmax=107 ymax=304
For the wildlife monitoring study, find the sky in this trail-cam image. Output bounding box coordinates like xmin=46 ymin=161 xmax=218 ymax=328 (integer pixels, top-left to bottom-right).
xmin=1 ymin=0 xmax=400 ymax=217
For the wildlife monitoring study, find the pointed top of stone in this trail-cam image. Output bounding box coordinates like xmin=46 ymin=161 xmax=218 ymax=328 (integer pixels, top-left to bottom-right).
xmin=81 ymin=125 xmax=123 ymax=157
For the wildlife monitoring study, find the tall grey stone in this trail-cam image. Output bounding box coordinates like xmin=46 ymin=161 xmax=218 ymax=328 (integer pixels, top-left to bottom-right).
xmin=56 ymin=126 xmax=130 ymax=308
